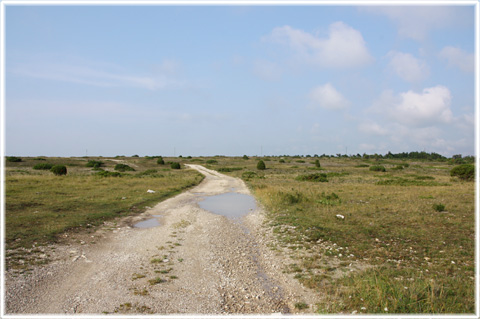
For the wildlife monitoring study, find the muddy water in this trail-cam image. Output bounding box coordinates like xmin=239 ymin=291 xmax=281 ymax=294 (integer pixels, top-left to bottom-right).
xmin=198 ymin=192 xmax=257 ymax=219
xmin=133 ymin=218 xmax=161 ymax=228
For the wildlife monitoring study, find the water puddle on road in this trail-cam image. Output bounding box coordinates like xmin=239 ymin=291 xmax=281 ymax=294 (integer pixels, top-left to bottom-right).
xmin=134 ymin=218 xmax=161 ymax=228
xmin=198 ymin=192 xmax=257 ymax=219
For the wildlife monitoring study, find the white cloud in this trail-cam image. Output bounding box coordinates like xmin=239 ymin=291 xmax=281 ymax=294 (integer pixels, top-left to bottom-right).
xmin=266 ymin=21 xmax=373 ymax=68
xmin=358 ymin=121 xmax=388 ymax=136
xmin=371 ymin=86 xmax=453 ymax=127
xmin=12 ymin=60 xmax=183 ymax=90
xmin=362 ymin=6 xmax=471 ymax=41
xmin=308 ymin=83 xmax=350 ymax=110
xmin=439 ymin=46 xmax=474 ymax=73
xmin=387 ymin=51 xmax=429 ymax=83
xmin=253 ymin=59 xmax=282 ymax=81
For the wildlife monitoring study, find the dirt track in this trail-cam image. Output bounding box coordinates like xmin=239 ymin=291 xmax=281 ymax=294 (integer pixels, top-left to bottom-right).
xmin=5 ymin=165 xmax=319 ymax=315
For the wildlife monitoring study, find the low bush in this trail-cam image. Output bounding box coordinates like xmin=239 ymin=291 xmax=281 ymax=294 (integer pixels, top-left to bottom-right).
xmin=243 ymin=155 xmax=249 ymax=160
xmin=136 ymin=169 xmax=162 ymax=177
xmin=114 ymin=164 xmax=135 ymax=172
xmin=242 ymin=171 xmax=258 ymax=180
xmin=296 ymin=173 xmax=328 ymax=182
xmin=217 ymin=167 xmax=242 ymax=172
xmin=50 ymin=165 xmax=67 ymax=176
xmin=157 ymin=158 xmax=165 ymax=165
xmin=433 ymin=203 xmax=446 ymax=212
xmin=355 ymin=164 xmax=369 ymax=168
xmin=96 ymin=171 xmax=122 ymax=177
xmin=33 ymin=163 xmax=54 ymax=170
xmin=86 ymin=160 xmax=104 ymax=168
xmin=369 ymin=165 xmax=386 ymax=172
xmin=33 ymin=157 xmax=46 ymax=161
xmin=206 ymin=159 xmax=217 ymax=164
xmin=171 ymin=162 xmax=181 ymax=169
xmin=279 ymin=159 xmax=285 ymax=163
xmin=450 ymin=164 xmax=474 ymax=181
xmin=314 ymin=159 xmax=321 ymax=168
xmin=6 ymin=156 xmax=22 ymax=162
xmin=257 ymin=160 xmax=266 ymax=170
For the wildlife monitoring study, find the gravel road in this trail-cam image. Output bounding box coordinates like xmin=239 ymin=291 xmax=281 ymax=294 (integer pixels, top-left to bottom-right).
xmin=5 ymin=165 xmax=319 ymax=315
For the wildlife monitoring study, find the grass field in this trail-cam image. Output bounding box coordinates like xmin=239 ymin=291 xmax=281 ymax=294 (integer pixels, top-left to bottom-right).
xmin=4 ymin=154 xmax=475 ymax=314
xmin=204 ymin=155 xmax=475 ymax=314
xmin=5 ymin=156 xmax=203 ymax=270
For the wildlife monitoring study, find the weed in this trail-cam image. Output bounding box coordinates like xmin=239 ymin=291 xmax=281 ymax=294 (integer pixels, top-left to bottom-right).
xmin=433 ymin=204 xmax=446 ymax=212
xmin=132 ymin=273 xmax=146 ymax=280
xmin=242 ymin=171 xmax=258 ymax=180
xmin=148 ymin=277 xmax=166 ymax=285
xmin=295 ymin=302 xmax=309 ymax=310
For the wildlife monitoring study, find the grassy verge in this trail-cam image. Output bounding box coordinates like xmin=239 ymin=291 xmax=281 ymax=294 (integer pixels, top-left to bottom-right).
xmin=205 ymin=156 xmax=475 ymax=314
xmin=5 ymin=156 xmax=204 ymax=255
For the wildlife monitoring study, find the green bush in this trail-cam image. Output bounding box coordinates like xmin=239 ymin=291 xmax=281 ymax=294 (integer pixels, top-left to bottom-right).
xmin=170 ymin=162 xmax=181 ymax=169
xmin=33 ymin=163 xmax=54 ymax=170
xmin=242 ymin=171 xmax=258 ymax=180
xmin=114 ymin=164 xmax=135 ymax=172
xmin=314 ymin=159 xmax=321 ymax=168
xmin=433 ymin=203 xmax=446 ymax=212
xmin=257 ymin=160 xmax=266 ymax=170
xmin=6 ymin=156 xmax=22 ymax=162
xmin=157 ymin=158 xmax=165 ymax=165
xmin=450 ymin=164 xmax=474 ymax=181
xmin=369 ymin=165 xmax=386 ymax=172
xmin=33 ymin=157 xmax=46 ymax=161
xmin=217 ymin=167 xmax=242 ymax=172
xmin=86 ymin=160 xmax=104 ymax=168
xmin=50 ymin=165 xmax=67 ymax=176
xmin=243 ymin=155 xmax=249 ymax=160
xmin=279 ymin=159 xmax=285 ymax=163
xmin=96 ymin=171 xmax=122 ymax=177
xmin=296 ymin=173 xmax=328 ymax=182
xmin=206 ymin=159 xmax=217 ymax=164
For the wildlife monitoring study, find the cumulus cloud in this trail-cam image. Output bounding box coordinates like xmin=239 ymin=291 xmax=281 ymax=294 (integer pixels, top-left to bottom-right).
xmin=387 ymin=51 xmax=429 ymax=83
xmin=439 ymin=46 xmax=475 ymax=72
xmin=361 ymin=6 xmax=471 ymax=41
xmin=358 ymin=121 xmax=388 ymax=136
xmin=308 ymin=83 xmax=350 ymax=110
xmin=371 ymin=86 xmax=453 ymax=127
xmin=266 ymin=21 xmax=373 ymax=68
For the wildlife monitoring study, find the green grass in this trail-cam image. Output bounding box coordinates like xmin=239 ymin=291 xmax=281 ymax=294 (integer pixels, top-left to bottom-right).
xmin=5 ymin=156 xmax=204 ymax=253
xmin=206 ymin=156 xmax=474 ymax=314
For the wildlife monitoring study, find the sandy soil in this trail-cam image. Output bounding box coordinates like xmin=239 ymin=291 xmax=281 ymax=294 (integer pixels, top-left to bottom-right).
xmin=5 ymin=164 xmax=320 ymax=315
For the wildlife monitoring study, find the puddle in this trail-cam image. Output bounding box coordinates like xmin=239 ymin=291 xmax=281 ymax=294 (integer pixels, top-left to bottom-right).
xmin=134 ymin=218 xmax=161 ymax=228
xmin=198 ymin=192 xmax=257 ymax=219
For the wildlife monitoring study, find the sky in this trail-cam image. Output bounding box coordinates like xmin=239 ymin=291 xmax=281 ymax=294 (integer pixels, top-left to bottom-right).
xmin=4 ymin=3 xmax=477 ymax=157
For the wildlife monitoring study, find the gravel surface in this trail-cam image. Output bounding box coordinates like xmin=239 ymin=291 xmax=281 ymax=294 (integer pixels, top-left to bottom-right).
xmin=5 ymin=165 xmax=320 ymax=315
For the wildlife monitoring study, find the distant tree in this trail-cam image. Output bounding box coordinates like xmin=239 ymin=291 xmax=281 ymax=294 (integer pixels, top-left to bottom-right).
xmin=314 ymin=159 xmax=321 ymax=168
xmin=243 ymin=155 xmax=249 ymax=160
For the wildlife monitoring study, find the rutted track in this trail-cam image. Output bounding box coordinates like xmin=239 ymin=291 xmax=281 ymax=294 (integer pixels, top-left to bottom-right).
xmin=5 ymin=165 xmax=318 ymax=315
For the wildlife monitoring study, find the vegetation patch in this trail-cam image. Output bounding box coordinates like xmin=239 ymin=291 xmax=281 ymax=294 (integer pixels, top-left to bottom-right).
xmin=95 ymin=171 xmax=122 ymax=177
xmin=217 ymin=167 xmax=242 ymax=172
xmin=296 ymin=173 xmax=328 ymax=182
xmin=114 ymin=164 xmax=135 ymax=172
xmin=50 ymin=165 xmax=67 ymax=176
xmin=450 ymin=164 xmax=474 ymax=181
xmin=369 ymin=165 xmax=386 ymax=172
xmin=33 ymin=163 xmax=54 ymax=170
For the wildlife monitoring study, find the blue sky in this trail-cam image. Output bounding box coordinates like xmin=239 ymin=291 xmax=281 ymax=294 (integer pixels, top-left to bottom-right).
xmin=4 ymin=4 xmax=477 ymax=157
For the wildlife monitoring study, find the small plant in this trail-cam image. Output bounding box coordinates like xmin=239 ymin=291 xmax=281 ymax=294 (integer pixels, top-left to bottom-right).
xmin=243 ymin=155 xmax=249 ymax=160
xmin=450 ymin=164 xmax=474 ymax=181
xmin=242 ymin=171 xmax=258 ymax=180
xmin=148 ymin=277 xmax=166 ymax=285
xmin=296 ymin=173 xmax=328 ymax=182
xmin=279 ymin=159 xmax=285 ymax=163
xmin=86 ymin=160 xmax=104 ymax=168
xmin=114 ymin=164 xmax=135 ymax=172
xmin=369 ymin=165 xmax=386 ymax=172
xmin=33 ymin=163 xmax=54 ymax=170
xmin=257 ymin=160 xmax=266 ymax=170
xmin=314 ymin=159 xmax=321 ymax=168
xmin=294 ymin=302 xmax=309 ymax=310
xmin=6 ymin=156 xmax=22 ymax=162
xmin=157 ymin=157 xmax=165 ymax=165
xmin=96 ymin=171 xmax=122 ymax=177
xmin=433 ymin=203 xmax=446 ymax=212
xmin=170 ymin=162 xmax=181 ymax=169
xmin=50 ymin=165 xmax=67 ymax=176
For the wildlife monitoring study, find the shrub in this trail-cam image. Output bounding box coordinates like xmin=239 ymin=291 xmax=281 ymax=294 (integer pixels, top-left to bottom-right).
xmin=314 ymin=159 xmax=321 ymax=168
xmin=157 ymin=158 xmax=165 ymax=165
xmin=170 ymin=162 xmax=181 ymax=169
xmin=369 ymin=165 xmax=386 ymax=172
xmin=433 ymin=203 xmax=446 ymax=212
xmin=279 ymin=191 xmax=305 ymax=205
xmin=6 ymin=156 xmax=22 ymax=162
xmin=132 ymin=155 xmax=139 ymax=157
xmin=279 ymin=159 xmax=285 ymax=163
xmin=33 ymin=163 xmax=54 ymax=170
xmin=33 ymin=157 xmax=46 ymax=161
xmin=450 ymin=164 xmax=474 ymax=181
xmin=136 ymin=169 xmax=161 ymax=177
xmin=217 ymin=167 xmax=242 ymax=172
xmin=242 ymin=171 xmax=257 ymax=180
xmin=296 ymin=160 xmax=305 ymax=163
xmin=86 ymin=160 xmax=104 ymax=168
xmin=243 ymin=155 xmax=249 ymax=160
xmin=114 ymin=164 xmax=135 ymax=172
xmin=296 ymin=173 xmax=328 ymax=182
xmin=96 ymin=171 xmax=122 ymax=177
xmin=206 ymin=159 xmax=217 ymax=164
xmin=257 ymin=160 xmax=266 ymax=170
xmin=355 ymin=164 xmax=369 ymax=168
xmin=50 ymin=165 xmax=67 ymax=176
